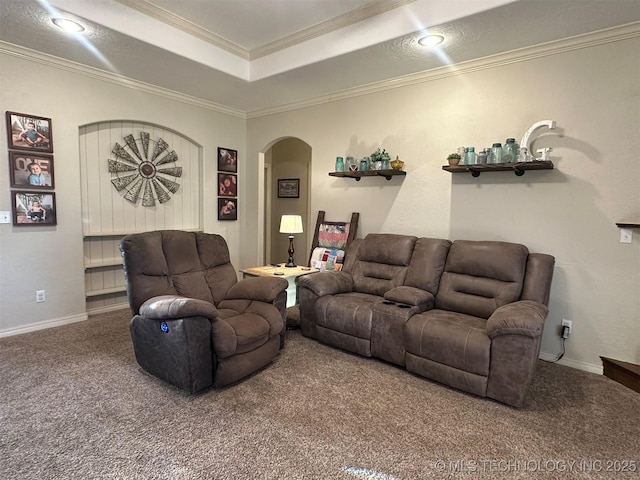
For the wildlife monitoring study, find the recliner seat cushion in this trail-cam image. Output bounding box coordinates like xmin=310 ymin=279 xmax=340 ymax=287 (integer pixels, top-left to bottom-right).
xmin=315 ymin=292 xmax=380 ymax=339
xmin=405 ymin=309 xmax=491 ymax=376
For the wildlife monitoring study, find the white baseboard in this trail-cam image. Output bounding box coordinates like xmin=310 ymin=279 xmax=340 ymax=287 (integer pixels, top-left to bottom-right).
xmin=0 ymin=312 xmax=88 ymax=338
xmin=539 ymin=351 xmax=603 ymax=375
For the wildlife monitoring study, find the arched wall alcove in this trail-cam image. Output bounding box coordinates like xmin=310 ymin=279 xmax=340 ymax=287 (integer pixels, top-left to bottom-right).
xmin=258 ymin=137 xmax=311 ymax=266
xmin=79 ymin=119 xmax=203 ymax=313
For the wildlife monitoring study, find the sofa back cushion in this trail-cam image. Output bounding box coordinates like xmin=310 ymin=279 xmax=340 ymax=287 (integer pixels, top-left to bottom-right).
xmin=404 ymin=238 xmax=452 ymax=295
xmin=435 ymin=240 xmax=529 ymax=319
xmin=350 ymin=234 xmax=417 ymax=297
xmin=120 ymin=230 xmax=237 ymax=314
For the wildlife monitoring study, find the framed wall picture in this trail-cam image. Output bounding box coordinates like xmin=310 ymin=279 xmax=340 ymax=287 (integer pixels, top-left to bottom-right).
xmin=278 ymin=178 xmax=299 ymax=198
xmin=12 ymin=191 xmax=57 ymax=226
xmin=218 ymin=147 xmax=237 ymax=173
xmin=217 ymin=173 xmax=237 ymax=197
xmin=6 ymin=111 xmax=53 ymax=153
xmin=218 ymin=198 xmax=237 ymax=221
xmin=9 ymin=152 xmax=55 ymax=188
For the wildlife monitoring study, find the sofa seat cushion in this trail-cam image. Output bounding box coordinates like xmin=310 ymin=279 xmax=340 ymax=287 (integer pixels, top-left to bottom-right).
xmin=405 ymin=309 xmax=491 ymax=377
xmin=315 ymin=292 xmax=380 ymax=339
xmin=212 ymin=309 xmax=271 ymax=358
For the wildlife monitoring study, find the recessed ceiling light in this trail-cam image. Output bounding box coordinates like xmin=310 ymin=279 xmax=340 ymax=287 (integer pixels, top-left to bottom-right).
xmin=52 ymin=18 xmax=85 ymax=33
xmin=418 ymin=35 xmax=444 ymax=47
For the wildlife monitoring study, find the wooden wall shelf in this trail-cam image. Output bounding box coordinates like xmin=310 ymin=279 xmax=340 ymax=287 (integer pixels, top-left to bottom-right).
xmin=616 ymin=220 xmax=640 ymax=228
xmin=443 ymin=160 xmax=554 ymax=177
xmin=329 ymin=170 xmax=406 ymax=181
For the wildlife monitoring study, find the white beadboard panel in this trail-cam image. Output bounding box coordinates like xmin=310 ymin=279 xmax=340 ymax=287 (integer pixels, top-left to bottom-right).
xmin=80 ymin=120 xmax=203 ymax=309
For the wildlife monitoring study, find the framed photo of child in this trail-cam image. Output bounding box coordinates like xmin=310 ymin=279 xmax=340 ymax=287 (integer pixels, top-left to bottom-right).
xmin=217 ymin=173 xmax=237 ymax=197
xmin=12 ymin=191 xmax=57 ymax=226
xmin=6 ymin=111 xmax=53 ymax=153
xmin=217 ymin=147 xmax=237 ymax=173
xmin=218 ymin=198 xmax=237 ymax=221
xmin=8 ymin=152 xmax=55 ymax=188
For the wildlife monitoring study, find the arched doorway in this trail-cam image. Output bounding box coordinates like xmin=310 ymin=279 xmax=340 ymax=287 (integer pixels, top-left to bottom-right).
xmin=262 ymin=137 xmax=311 ymax=266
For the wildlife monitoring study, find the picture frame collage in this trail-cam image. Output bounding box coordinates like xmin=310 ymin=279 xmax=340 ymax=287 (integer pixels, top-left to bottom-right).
xmin=217 ymin=147 xmax=237 ymax=221
xmin=5 ymin=111 xmax=57 ymax=226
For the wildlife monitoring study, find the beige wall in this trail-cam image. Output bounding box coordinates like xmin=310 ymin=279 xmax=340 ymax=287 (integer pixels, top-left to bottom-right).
xmin=1 ymin=30 xmax=638 ymax=373
xmin=0 ymin=48 xmax=246 ymax=333
xmin=247 ymin=34 xmax=640 ymax=372
xmin=269 ymin=139 xmax=310 ymax=265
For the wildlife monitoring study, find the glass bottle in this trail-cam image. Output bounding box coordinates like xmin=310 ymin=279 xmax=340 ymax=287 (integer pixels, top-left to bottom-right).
xmin=489 ymin=143 xmax=503 ymax=164
xmin=502 ymin=138 xmax=518 ymax=163
xmin=476 ymin=149 xmax=488 ymax=164
xmin=359 ymin=157 xmax=369 ymax=171
xmin=464 ymin=146 xmax=476 ymax=165
xmin=335 ymin=156 xmax=344 ymax=172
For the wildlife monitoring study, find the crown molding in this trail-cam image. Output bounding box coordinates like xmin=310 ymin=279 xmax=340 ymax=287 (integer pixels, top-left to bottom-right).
xmin=114 ymin=0 xmax=413 ymax=62
xmin=251 ymin=0 xmax=415 ymax=60
xmin=0 ymin=41 xmax=246 ymax=119
xmin=247 ymin=21 xmax=640 ymax=118
xmin=113 ymin=0 xmax=249 ymax=60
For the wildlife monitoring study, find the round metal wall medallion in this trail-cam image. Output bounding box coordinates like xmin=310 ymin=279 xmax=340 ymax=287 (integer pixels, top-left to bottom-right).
xmin=108 ymin=132 xmax=182 ymax=206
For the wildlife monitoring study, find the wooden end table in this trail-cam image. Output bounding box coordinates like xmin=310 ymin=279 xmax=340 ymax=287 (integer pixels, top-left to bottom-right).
xmin=241 ymin=264 xmax=319 ymax=308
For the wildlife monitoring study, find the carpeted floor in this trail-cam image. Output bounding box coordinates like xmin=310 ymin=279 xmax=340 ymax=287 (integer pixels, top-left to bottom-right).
xmin=0 ymin=309 xmax=638 ymax=479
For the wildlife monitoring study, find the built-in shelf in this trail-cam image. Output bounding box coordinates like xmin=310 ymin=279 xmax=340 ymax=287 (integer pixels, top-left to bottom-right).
xmin=84 ymin=259 xmax=123 ymax=269
xmin=329 ymin=169 xmax=406 ymax=181
xmin=443 ymin=160 xmax=554 ymax=177
xmin=86 ymin=286 xmax=127 ymax=297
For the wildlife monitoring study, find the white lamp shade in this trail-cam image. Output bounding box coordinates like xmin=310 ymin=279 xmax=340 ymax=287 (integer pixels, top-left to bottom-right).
xmin=279 ymin=215 xmax=303 ymax=234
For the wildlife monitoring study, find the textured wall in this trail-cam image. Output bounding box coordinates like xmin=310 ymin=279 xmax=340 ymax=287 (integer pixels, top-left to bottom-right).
xmin=246 ymin=35 xmax=640 ymax=371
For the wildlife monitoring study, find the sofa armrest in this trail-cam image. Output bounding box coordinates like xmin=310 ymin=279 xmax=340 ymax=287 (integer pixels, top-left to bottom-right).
xmin=384 ymin=286 xmax=434 ymax=308
xmin=297 ymin=271 xmax=353 ymax=297
xmin=225 ymin=276 xmax=288 ymax=303
xmin=486 ymin=300 xmax=548 ymax=339
xmin=140 ymin=295 xmax=219 ymax=321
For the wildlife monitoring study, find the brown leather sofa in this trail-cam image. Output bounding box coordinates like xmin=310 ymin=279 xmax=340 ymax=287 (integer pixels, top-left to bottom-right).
xmin=297 ymin=234 xmax=555 ymax=407
xmin=120 ymin=230 xmax=288 ymax=393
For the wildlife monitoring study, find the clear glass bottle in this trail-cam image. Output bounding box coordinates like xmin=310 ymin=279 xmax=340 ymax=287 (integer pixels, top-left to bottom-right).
xmin=476 ymin=149 xmax=488 ymax=164
xmin=464 ymin=146 xmax=476 ymax=165
xmin=489 ymin=143 xmax=503 ymax=164
xmin=502 ymin=138 xmax=518 ymax=163
xmin=335 ymin=156 xmax=344 ymax=172
xmin=517 ymin=147 xmax=531 ymax=162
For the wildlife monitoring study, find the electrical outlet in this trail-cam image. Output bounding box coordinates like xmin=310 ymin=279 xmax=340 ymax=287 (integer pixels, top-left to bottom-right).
xmin=561 ymin=319 xmax=572 ymax=338
xmin=36 ymin=290 xmax=46 ymax=303
xmin=620 ymin=229 xmax=632 ymax=243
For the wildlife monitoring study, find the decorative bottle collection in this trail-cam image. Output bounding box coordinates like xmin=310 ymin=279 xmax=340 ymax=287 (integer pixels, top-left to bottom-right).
xmin=452 ymin=137 xmax=528 ymax=166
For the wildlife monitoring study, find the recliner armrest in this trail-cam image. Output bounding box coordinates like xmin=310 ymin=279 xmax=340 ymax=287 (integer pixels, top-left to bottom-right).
xmin=225 ymin=276 xmax=288 ymax=303
xmin=140 ymin=295 xmax=218 ymax=320
xmin=384 ymin=286 xmax=434 ymax=308
xmin=486 ymin=300 xmax=548 ymax=339
xmin=297 ymin=271 xmax=353 ymax=297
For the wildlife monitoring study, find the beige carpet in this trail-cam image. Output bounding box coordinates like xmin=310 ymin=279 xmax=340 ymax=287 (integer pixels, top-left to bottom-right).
xmin=0 ymin=309 xmax=638 ymax=479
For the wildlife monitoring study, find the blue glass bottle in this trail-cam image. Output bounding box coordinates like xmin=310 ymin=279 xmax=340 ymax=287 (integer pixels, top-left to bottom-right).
xmin=502 ymin=138 xmax=518 ymax=163
xmin=464 ymin=146 xmax=476 ymax=165
xmin=335 ymin=156 xmax=344 ymax=172
xmin=489 ymin=143 xmax=503 ymax=164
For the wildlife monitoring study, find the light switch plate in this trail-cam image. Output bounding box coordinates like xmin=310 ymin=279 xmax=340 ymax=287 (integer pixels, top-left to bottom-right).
xmin=0 ymin=211 xmax=10 ymax=224
xmin=620 ymin=228 xmax=632 ymax=243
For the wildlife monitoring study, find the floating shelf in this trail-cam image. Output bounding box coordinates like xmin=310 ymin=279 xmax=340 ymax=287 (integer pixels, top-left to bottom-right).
xmin=442 ymin=160 xmax=554 ymax=177
xmin=329 ymin=169 xmax=406 ymax=181
xmin=84 ymin=259 xmax=123 ymax=269
xmin=616 ymin=219 xmax=640 ymax=228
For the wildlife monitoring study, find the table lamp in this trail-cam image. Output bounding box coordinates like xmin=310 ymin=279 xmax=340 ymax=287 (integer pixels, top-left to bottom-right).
xmin=279 ymin=214 xmax=303 ymax=267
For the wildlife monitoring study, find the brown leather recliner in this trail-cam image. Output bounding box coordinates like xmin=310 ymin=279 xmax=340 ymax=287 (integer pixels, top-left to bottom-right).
xmin=120 ymin=230 xmax=288 ymax=393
